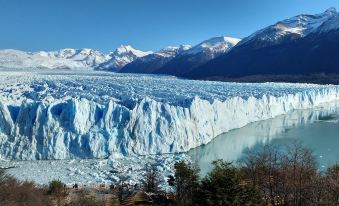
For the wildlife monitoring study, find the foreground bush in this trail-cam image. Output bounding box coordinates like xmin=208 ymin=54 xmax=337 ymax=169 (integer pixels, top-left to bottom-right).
xmin=0 ymin=170 xmax=49 ymax=206
xmin=69 ymin=190 xmax=105 ymax=206
xmin=168 ymin=160 xmax=263 ymax=206
xmin=241 ymin=142 xmax=339 ymax=205
xmin=142 ymin=164 xmax=161 ymax=193
xmin=48 ymin=180 xmax=67 ymax=196
xmin=0 ymin=141 xmax=338 ymax=206
xmin=168 ymin=161 xmax=200 ymax=205
xmin=167 ymin=142 xmax=339 ymax=206
xmin=196 ymin=160 xmax=263 ymax=206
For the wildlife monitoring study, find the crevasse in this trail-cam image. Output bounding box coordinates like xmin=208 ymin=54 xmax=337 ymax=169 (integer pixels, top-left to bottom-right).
xmin=0 ymin=85 xmax=339 ymax=160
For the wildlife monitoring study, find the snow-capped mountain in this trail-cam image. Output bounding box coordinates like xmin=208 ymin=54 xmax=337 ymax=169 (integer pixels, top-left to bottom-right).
xmin=96 ymin=45 xmax=153 ymax=71
xmin=0 ymin=46 xmax=152 ymax=71
xmin=0 ymin=49 xmax=86 ymax=70
xmin=120 ymin=45 xmax=192 ymax=74
xmin=239 ymin=7 xmax=338 ymax=47
xmin=316 ymin=9 xmax=339 ymax=32
xmin=188 ymin=8 xmax=339 ymax=81
xmin=2 ymin=7 xmax=339 ymax=79
xmin=52 ymin=48 xmax=111 ymax=67
xmin=154 ymin=36 xmax=240 ymax=76
xmin=0 ymin=48 xmax=109 ymax=70
xmin=183 ymin=37 xmax=240 ymax=55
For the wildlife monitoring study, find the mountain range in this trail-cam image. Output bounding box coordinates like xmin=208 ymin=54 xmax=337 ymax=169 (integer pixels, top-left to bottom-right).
xmin=187 ymin=7 xmax=339 ymax=83
xmin=0 ymin=48 xmax=109 ymax=70
xmin=120 ymin=45 xmax=192 ymax=74
xmin=1 ymin=8 xmax=339 ymax=83
xmin=151 ymin=37 xmax=240 ymax=76
xmin=0 ymin=46 xmax=151 ymax=71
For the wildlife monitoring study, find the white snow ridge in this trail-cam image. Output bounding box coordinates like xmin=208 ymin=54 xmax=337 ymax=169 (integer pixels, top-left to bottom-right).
xmin=183 ymin=36 xmax=240 ymax=55
xmin=96 ymin=45 xmax=153 ymax=71
xmin=0 ymin=71 xmax=339 ymax=160
xmin=0 ymin=49 xmax=110 ymax=70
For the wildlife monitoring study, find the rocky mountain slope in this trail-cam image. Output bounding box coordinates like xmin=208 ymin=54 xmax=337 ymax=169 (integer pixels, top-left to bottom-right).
xmin=188 ymin=8 xmax=339 ymax=81
xmin=154 ymin=37 xmax=240 ymax=76
xmin=119 ymin=45 xmax=191 ymax=74
xmin=96 ymin=45 xmax=152 ymax=71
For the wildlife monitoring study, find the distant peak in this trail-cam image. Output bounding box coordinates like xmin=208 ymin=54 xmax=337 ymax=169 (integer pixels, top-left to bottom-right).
xmin=161 ymin=46 xmax=179 ymax=51
xmin=159 ymin=45 xmax=192 ymax=52
xmin=115 ymin=45 xmax=135 ymax=53
xmin=57 ymin=48 xmax=76 ymax=53
xmin=56 ymin=48 xmax=103 ymax=57
xmin=325 ymin=7 xmax=337 ymax=15
xmin=181 ymin=36 xmax=240 ymax=55
xmin=114 ymin=45 xmax=152 ymax=57
xmin=222 ymin=36 xmax=242 ymax=44
xmin=178 ymin=44 xmax=192 ymax=52
xmin=179 ymin=44 xmax=192 ymax=50
xmin=79 ymin=48 xmax=93 ymax=52
xmin=197 ymin=36 xmax=241 ymax=48
xmin=200 ymin=36 xmax=241 ymax=45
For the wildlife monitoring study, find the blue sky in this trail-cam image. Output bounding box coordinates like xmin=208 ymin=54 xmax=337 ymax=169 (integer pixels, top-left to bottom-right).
xmin=0 ymin=0 xmax=338 ymax=53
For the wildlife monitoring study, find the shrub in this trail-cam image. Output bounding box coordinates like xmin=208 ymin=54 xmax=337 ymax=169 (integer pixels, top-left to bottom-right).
xmin=196 ymin=160 xmax=263 ymax=206
xmin=48 ymin=179 xmax=66 ymax=196
xmin=0 ymin=169 xmax=49 ymax=205
xmin=141 ymin=164 xmax=161 ymax=193
xmin=169 ymin=161 xmax=200 ymax=205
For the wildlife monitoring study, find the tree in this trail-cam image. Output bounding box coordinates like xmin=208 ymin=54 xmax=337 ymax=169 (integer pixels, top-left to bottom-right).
xmin=241 ymin=141 xmax=319 ymax=205
xmin=48 ymin=180 xmax=67 ymax=205
xmin=324 ymin=164 xmax=339 ymax=204
xmin=241 ymin=143 xmax=282 ymax=203
xmin=113 ymin=175 xmax=134 ymax=205
xmin=197 ymin=160 xmax=263 ymax=206
xmin=281 ymin=141 xmax=317 ymax=205
xmin=171 ymin=161 xmax=200 ymax=205
xmin=141 ymin=164 xmax=161 ymax=193
xmin=167 ymin=175 xmax=175 ymax=187
xmin=48 ymin=180 xmax=66 ymax=196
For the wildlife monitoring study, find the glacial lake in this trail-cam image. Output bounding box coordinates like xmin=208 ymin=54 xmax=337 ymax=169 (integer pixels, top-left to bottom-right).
xmin=188 ymin=101 xmax=339 ymax=175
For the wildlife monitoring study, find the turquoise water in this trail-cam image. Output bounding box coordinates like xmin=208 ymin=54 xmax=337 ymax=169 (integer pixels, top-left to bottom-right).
xmin=188 ymin=102 xmax=339 ymax=175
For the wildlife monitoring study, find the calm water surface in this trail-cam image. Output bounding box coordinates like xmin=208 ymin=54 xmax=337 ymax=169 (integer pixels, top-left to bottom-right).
xmin=189 ymin=101 xmax=339 ymax=175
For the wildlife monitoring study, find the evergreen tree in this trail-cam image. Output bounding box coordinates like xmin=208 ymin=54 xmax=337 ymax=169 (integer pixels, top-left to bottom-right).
xmin=171 ymin=161 xmax=200 ymax=205
xmin=197 ymin=160 xmax=263 ymax=206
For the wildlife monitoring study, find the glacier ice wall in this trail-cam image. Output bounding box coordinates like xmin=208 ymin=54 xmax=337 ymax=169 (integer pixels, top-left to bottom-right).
xmin=0 ymin=88 xmax=339 ymax=160
xmin=0 ymin=72 xmax=339 ymax=160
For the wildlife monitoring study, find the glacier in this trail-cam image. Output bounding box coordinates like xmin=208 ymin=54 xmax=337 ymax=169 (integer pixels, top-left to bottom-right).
xmin=0 ymin=71 xmax=339 ymax=160
xmin=2 ymin=101 xmax=339 ymax=186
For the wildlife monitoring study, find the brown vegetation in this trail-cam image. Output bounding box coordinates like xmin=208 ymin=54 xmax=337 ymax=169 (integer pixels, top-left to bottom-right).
xmin=0 ymin=170 xmax=49 ymax=206
xmin=0 ymin=142 xmax=338 ymax=205
xmin=241 ymin=142 xmax=339 ymax=205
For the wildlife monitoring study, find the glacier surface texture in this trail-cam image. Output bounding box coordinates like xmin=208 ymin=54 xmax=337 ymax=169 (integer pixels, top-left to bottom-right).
xmin=0 ymin=71 xmax=339 ymax=160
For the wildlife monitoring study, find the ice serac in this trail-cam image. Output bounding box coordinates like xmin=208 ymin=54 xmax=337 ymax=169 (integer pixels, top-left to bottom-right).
xmin=0 ymin=72 xmax=339 ymax=160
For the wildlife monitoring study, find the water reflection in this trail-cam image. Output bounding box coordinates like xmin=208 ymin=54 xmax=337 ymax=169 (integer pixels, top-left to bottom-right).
xmin=188 ymin=101 xmax=339 ymax=175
